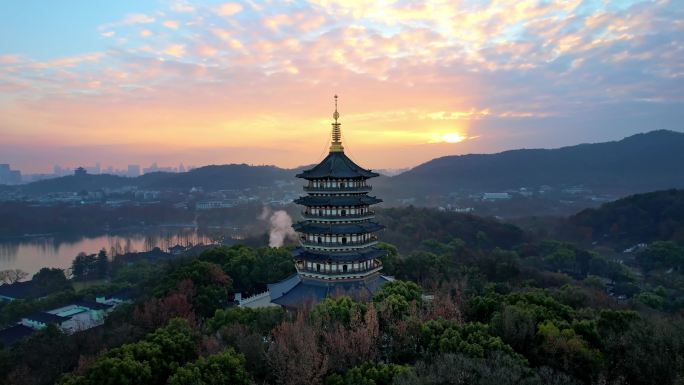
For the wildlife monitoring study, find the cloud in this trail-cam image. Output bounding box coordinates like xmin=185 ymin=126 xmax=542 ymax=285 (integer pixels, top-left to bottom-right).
xmin=163 ymin=44 xmax=186 ymax=57
xmin=163 ymin=20 xmax=180 ymax=29
xmin=121 ymin=13 xmax=155 ymax=25
xmin=216 ymin=2 xmax=243 ymax=16
xmin=2 ymin=0 xmax=684 ymax=172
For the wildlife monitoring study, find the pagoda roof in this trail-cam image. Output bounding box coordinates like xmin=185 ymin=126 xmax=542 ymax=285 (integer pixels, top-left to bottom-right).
xmin=292 ymin=246 xmax=386 ymax=262
xmin=295 ymin=195 xmax=382 ymax=206
xmin=293 ymin=221 xmax=384 ymax=234
xmin=296 ymin=152 xmax=379 ymax=179
xmin=268 ymin=273 xmax=392 ymax=309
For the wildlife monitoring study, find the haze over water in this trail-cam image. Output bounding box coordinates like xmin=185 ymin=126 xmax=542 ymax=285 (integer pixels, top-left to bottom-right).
xmin=0 ymin=229 xmax=215 ymax=276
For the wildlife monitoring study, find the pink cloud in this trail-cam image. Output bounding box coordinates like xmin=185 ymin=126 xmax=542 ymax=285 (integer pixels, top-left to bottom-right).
xmin=216 ymin=2 xmax=243 ymax=16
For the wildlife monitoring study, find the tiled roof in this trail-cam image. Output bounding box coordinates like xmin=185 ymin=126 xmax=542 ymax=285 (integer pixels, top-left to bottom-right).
xmin=23 ymin=312 xmax=69 ymax=325
xmin=294 ymin=195 xmax=382 ymax=206
xmin=293 ymin=221 xmax=384 ymax=234
xmin=269 ymin=274 xmax=391 ymax=308
xmin=292 ymin=247 xmax=386 ymax=262
xmin=296 ymin=152 xmax=379 ymax=179
xmin=0 ymin=281 xmax=35 ymax=300
xmin=74 ymin=300 xmax=112 ymax=311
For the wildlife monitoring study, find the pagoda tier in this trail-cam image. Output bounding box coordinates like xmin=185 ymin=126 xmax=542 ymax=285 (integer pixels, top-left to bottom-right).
xmin=294 ymin=195 xmax=382 ymax=206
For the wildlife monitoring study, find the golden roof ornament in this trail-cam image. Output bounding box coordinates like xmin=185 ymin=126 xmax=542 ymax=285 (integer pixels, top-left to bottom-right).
xmin=330 ymin=94 xmax=344 ymax=153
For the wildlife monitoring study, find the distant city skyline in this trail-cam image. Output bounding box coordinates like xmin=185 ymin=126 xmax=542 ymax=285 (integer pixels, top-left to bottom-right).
xmin=2 ymin=1 xmax=683 ymax=173
xmin=3 ymin=128 xmax=684 ymax=175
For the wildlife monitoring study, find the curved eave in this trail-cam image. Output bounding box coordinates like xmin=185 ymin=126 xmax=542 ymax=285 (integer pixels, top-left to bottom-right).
xmin=296 ymin=152 xmax=380 ymax=179
xmin=293 ymin=221 xmax=384 ymax=234
xmin=294 ymin=195 xmax=382 ymax=206
xmin=292 ymin=247 xmax=386 ymax=262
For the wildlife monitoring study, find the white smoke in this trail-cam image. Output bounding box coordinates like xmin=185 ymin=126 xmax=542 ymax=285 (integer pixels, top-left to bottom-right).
xmin=258 ymin=206 xmax=271 ymax=221
xmin=259 ymin=206 xmax=297 ymax=247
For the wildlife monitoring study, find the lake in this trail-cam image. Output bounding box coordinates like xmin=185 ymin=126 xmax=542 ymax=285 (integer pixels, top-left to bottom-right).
xmin=0 ymin=228 xmax=225 ymax=276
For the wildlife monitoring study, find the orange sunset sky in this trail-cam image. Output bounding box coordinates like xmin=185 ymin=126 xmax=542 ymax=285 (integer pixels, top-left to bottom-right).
xmin=1 ymin=0 xmax=683 ymax=173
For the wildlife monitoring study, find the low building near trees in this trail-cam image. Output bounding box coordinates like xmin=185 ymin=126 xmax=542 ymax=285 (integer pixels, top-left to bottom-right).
xmin=0 ymin=281 xmax=37 ymax=301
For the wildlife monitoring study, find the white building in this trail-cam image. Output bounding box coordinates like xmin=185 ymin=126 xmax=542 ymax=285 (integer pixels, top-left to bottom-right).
xmin=482 ymin=192 xmax=512 ymax=201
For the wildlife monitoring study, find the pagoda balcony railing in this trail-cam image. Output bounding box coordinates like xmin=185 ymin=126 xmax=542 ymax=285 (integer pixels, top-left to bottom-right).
xmin=295 ymin=259 xmax=382 ymax=275
xmin=301 ymin=210 xmax=375 ymax=221
xmin=300 ymin=236 xmax=378 ymax=249
xmin=303 ymin=185 xmax=372 ymax=193
xmin=297 ymin=266 xmax=384 ymax=281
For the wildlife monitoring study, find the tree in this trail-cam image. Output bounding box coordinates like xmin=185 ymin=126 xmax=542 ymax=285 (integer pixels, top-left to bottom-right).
xmin=311 ymin=296 xmax=367 ymax=327
xmin=419 ymin=320 xmax=521 ymax=361
xmin=134 ymin=283 xmax=196 ymax=331
xmin=268 ymin=313 xmax=328 ymax=385
xmin=32 ymin=267 xmax=71 ymax=297
xmin=0 ymin=269 xmax=28 ymax=284
xmin=399 ymin=251 xmax=449 ymax=284
xmin=377 ymin=243 xmax=400 ymax=276
xmin=58 ymin=318 xmax=199 ymax=385
xmin=167 ymin=349 xmax=251 ymax=385
xmin=393 ymin=352 xmax=576 ymax=385
xmin=320 ymin=303 xmax=380 ymax=373
xmin=636 ymin=241 xmax=684 ymax=273
xmin=535 ymin=321 xmax=603 ymax=383
xmin=373 ymin=280 xmax=423 ymax=321
xmin=326 ymin=362 xmax=411 ymax=385
xmin=95 ymin=249 xmax=108 ymax=279
xmin=208 ymin=306 xmax=285 ymax=335
xmin=71 ymin=252 xmax=88 ymax=281
xmin=156 ymin=260 xmax=232 ymax=318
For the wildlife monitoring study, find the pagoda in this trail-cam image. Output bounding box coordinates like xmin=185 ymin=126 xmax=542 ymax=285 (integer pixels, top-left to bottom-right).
xmin=251 ymin=95 xmax=391 ymax=309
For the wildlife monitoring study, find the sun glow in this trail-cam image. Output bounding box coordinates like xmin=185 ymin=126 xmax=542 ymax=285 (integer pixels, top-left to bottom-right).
xmin=428 ymin=132 xmax=467 ymax=144
xmin=443 ymin=133 xmax=466 ymax=143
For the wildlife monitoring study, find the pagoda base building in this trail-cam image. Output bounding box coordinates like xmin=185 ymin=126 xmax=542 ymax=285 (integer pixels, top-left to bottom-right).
xmin=239 ymin=96 xmax=392 ymax=309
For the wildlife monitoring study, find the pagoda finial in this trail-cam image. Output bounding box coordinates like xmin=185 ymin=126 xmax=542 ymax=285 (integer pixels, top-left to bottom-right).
xmin=330 ymin=94 xmax=344 ymax=152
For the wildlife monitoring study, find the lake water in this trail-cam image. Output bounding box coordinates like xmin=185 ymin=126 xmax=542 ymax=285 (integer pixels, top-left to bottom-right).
xmin=0 ymin=228 xmax=222 ymax=276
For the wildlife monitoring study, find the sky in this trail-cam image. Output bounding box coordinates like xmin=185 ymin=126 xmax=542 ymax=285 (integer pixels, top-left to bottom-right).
xmin=1 ymin=0 xmax=683 ymax=173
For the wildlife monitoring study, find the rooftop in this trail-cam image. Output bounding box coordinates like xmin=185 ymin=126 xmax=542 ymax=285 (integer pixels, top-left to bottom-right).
xmin=296 ymin=152 xmax=379 ymax=180
xmin=0 ymin=281 xmax=36 ymax=300
xmin=23 ymin=312 xmax=70 ymax=325
xmin=293 ymin=221 xmax=384 ymax=234
xmin=294 ymin=195 xmax=382 ymax=206
xmin=268 ymin=273 xmax=392 ymax=309
xmin=293 ymin=247 xmax=385 ymax=262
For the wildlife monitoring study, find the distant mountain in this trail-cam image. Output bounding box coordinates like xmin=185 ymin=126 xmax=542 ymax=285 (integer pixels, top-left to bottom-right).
xmin=10 ymin=130 xmax=684 ymax=197
xmin=561 ymin=189 xmax=684 ymax=248
xmin=17 ymin=164 xmax=300 ymax=194
xmin=381 ymin=130 xmax=684 ymax=198
xmin=137 ymin=164 xmax=297 ymax=190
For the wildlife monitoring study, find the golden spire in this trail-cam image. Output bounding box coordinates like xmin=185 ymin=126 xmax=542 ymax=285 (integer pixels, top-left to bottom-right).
xmin=330 ymin=94 xmax=344 ymax=152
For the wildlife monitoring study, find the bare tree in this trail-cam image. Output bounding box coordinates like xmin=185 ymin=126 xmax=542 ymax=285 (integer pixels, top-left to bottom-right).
xmin=322 ymin=305 xmax=380 ymax=372
xmin=268 ymin=312 xmax=328 ymax=385
xmin=0 ymin=269 xmax=28 ymax=284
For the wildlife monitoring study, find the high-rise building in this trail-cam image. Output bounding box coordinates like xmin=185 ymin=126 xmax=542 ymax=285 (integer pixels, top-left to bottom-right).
xmin=0 ymin=164 xmax=22 ymax=185
xmin=127 ymin=165 xmax=140 ymax=178
xmin=242 ymin=96 xmax=391 ymax=309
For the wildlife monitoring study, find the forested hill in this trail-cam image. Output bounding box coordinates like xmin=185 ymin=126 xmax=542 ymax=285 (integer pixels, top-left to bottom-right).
xmin=377 ymin=206 xmax=527 ymax=253
xmin=561 ymin=189 xmax=684 ymax=248
xmin=17 ymin=164 xmax=301 ymax=194
xmin=382 ymin=130 xmax=684 ymax=197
